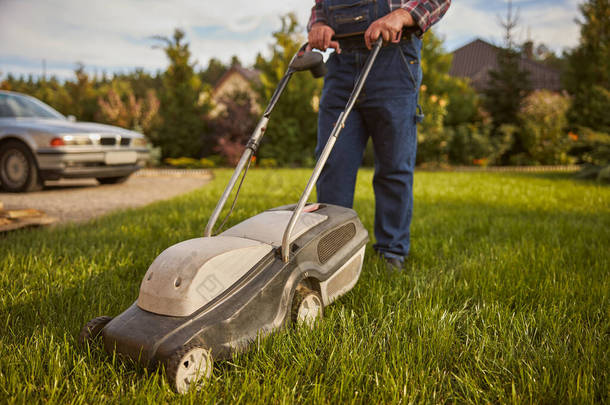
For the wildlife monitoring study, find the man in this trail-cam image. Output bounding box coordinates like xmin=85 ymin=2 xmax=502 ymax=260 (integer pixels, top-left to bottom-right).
xmin=307 ymin=0 xmax=451 ymax=269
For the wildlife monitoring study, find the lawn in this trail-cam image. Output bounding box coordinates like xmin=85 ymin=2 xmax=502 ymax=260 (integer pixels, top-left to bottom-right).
xmin=0 ymin=169 xmax=608 ymax=404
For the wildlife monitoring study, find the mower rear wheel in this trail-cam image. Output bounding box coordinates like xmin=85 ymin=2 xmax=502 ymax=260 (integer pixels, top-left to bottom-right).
xmin=166 ymin=341 xmax=213 ymax=394
xmin=291 ymin=285 xmax=323 ymax=327
xmin=79 ymin=316 xmax=112 ymax=345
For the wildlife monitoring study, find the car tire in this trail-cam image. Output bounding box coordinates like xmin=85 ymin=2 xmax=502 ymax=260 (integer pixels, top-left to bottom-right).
xmin=96 ymin=175 xmax=131 ymax=185
xmin=78 ymin=316 xmax=113 ymax=345
xmin=166 ymin=341 xmax=213 ymax=394
xmin=291 ymin=285 xmax=324 ymax=327
xmin=0 ymin=140 xmax=42 ymax=192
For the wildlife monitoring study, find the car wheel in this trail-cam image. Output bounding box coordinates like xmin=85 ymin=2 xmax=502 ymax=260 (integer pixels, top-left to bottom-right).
xmin=166 ymin=341 xmax=213 ymax=394
xmin=78 ymin=316 xmax=113 ymax=345
xmin=0 ymin=140 xmax=42 ymax=192
xmin=96 ymin=175 xmax=131 ymax=185
xmin=291 ymin=285 xmax=324 ymax=327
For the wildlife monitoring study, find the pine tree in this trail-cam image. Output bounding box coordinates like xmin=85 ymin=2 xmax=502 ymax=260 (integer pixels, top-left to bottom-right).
xmin=152 ymin=29 xmax=209 ymax=159
xmin=564 ymin=0 xmax=610 ymax=133
xmin=483 ymin=0 xmax=531 ymax=130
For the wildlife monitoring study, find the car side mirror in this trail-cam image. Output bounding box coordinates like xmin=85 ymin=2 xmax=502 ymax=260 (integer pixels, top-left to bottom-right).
xmin=289 ymin=50 xmax=327 ymax=78
xmin=67 ymin=115 xmax=76 ymax=122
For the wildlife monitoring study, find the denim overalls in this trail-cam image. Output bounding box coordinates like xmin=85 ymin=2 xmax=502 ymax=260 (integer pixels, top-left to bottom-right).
xmin=316 ymin=0 xmax=423 ymax=262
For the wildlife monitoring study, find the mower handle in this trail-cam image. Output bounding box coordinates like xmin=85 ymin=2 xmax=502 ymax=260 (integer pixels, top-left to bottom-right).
xmin=203 ymin=43 xmax=326 ymax=238
xmin=280 ymin=37 xmax=384 ymax=262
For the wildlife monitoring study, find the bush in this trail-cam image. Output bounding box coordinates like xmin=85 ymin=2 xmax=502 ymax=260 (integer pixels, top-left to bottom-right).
xmin=597 ymin=165 xmax=610 ymax=183
xmin=518 ymin=90 xmax=572 ymax=165
xmin=569 ymin=127 xmax=610 ymax=166
xmin=570 ymin=127 xmax=610 ymax=182
xmin=164 ymin=157 xmax=214 ymax=169
xmin=199 ymin=158 xmax=216 ymax=168
xmin=207 ymin=90 xmax=257 ymax=166
xmin=447 ymin=123 xmax=493 ymax=165
xmin=258 ymin=158 xmax=278 ymax=168
xmin=416 ymin=92 xmax=450 ymax=164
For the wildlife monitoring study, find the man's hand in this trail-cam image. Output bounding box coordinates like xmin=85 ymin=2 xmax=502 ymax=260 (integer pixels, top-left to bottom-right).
xmin=308 ymin=22 xmax=341 ymax=53
xmin=364 ymin=9 xmax=414 ymax=49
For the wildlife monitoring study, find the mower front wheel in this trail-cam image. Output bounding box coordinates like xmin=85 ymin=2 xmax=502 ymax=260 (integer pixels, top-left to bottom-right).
xmin=166 ymin=342 xmax=213 ymax=394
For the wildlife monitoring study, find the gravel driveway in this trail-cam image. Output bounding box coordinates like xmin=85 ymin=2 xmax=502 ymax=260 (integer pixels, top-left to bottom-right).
xmin=0 ymin=169 xmax=213 ymax=224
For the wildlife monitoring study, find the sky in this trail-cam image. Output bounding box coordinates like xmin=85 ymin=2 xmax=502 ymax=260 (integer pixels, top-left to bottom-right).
xmin=0 ymin=0 xmax=582 ymax=80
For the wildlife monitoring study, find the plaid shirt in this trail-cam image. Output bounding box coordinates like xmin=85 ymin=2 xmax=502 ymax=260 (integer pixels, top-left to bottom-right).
xmin=307 ymin=0 xmax=451 ymax=34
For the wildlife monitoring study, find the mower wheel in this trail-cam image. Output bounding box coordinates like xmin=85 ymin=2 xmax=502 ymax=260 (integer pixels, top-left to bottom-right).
xmin=166 ymin=341 xmax=213 ymax=394
xmin=79 ymin=316 xmax=112 ymax=345
xmin=291 ymin=285 xmax=323 ymax=327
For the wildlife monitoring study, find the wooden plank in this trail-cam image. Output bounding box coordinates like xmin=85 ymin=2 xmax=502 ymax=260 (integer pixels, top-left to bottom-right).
xmin=1 ymin=209 xmax=44 ymax=219
xmin=0 ymin=215 xmax=58 ymax=232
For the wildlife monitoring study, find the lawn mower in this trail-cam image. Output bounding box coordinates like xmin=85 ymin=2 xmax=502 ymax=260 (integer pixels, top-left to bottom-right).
xmin=80 ymin=38 xmax=384 ymax=394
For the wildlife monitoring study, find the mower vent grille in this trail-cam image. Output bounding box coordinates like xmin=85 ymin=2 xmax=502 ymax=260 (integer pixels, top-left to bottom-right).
xmin=317 ymin=223 xmax=356 ymax=264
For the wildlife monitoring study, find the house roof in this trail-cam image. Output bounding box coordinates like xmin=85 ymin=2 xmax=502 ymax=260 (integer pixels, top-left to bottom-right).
xmin=212 ymin=65 xmax=260 ymax=97
xmin=449 ymin=38 xmax=561 ymax=92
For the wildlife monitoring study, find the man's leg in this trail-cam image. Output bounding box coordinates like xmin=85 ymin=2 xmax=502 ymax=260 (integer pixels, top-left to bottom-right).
xmin=361 ymin=95 xmax=418 ymax=261
xmin=316 ymin=105 xmax=368 ymax=208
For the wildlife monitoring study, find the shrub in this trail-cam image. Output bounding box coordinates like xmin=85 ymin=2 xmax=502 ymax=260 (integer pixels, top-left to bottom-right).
xmin=199 ymin=158 xmax=215 ymax=168
xmin=258 ymin=158 xmax=278 ymax=168
xmin=164 ymin=157 xmax=209 ymax=169
xmin=518 ymin=90 xmax=572 ymax=165
xmin=214 ymin=136 xmax=246 ymax=166
xmin=206 ymin=90 xmax=257 ymax=166
xmin=447 ymin=123 xmax=494 ymax=165
xmin=416 ymin=92 xmax=450 ymax=164
xmin=570 ymin=127 xmax=610 ymax=182
xmin=569 ymin=127 xmax=610 ymax=166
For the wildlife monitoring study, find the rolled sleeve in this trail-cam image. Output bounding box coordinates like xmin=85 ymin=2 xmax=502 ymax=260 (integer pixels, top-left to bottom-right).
xmin=401 ymin=0 xmax=451 ymax=33
xmin=307 ymin=0 xmax=329 ymax=31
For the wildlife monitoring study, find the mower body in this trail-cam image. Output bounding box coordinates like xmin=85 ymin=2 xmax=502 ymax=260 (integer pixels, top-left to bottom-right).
xmin=100 ymin=204 xmax=368 ymax=367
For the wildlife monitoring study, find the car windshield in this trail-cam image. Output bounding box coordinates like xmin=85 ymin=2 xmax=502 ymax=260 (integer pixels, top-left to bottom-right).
xmin=0 ymin=93 xmax=65 ymax=119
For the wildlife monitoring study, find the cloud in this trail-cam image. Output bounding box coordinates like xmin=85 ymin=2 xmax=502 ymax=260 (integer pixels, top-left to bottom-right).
xmin=437 ymin=0 xmax=580 ymax=52
xmin=0 ymin=0 xmax=316 ymax=79
xmin=0 ymin=0 xmax=580 ymax=80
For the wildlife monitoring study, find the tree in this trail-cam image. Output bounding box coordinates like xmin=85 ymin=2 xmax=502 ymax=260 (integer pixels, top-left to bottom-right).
xmin=253 ymin=13 xmax=323 ymax=166
xmin=518 ymin=90 xmax=572 ymax=164
xmin=98 ymin=87 xmax=160 ymax=135
xmin=420 ymin=30 xmax=480 ymax=127
xmin=152 ymin=29 xmax=209 ymax=159
xmin=564 ymin=0 xmax=610 ymax=133
xmin=200 ymin=58 xmax=228 ymax=85
xmin=483 ymin=1 xmax=530 ymax=131
xmin=63 ymin=65 xmax=99 ymax=121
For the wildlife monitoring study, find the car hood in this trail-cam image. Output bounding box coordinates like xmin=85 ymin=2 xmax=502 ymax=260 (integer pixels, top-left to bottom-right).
xmin=0 ymin=118 xmax=144 ymax=137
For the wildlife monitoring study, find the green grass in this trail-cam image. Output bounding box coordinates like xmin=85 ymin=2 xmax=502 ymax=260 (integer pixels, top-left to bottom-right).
xmin=1 ymin=169 xmax=608 ymax=404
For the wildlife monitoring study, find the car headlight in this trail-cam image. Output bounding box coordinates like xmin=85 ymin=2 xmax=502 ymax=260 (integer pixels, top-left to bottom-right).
xmin=132 ymin=138 xmax=147 ymax=147
xmin=60 ymin=135 xmax=93 ymax=146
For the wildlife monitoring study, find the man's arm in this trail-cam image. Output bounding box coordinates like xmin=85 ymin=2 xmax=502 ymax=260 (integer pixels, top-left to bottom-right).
xmin=307 ymin=0 xmax=341 ymax=52
xmin=400 ymin=0 xmax=452 ymax=33
xmin=307 ymin=0 xmax=327 ymax=32
xmin=365 ymin=0 xmax=451 ymax=48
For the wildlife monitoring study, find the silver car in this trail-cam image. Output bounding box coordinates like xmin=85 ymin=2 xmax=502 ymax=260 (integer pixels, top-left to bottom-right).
xmin=0 ymin=90 xmax=149 ymax=192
